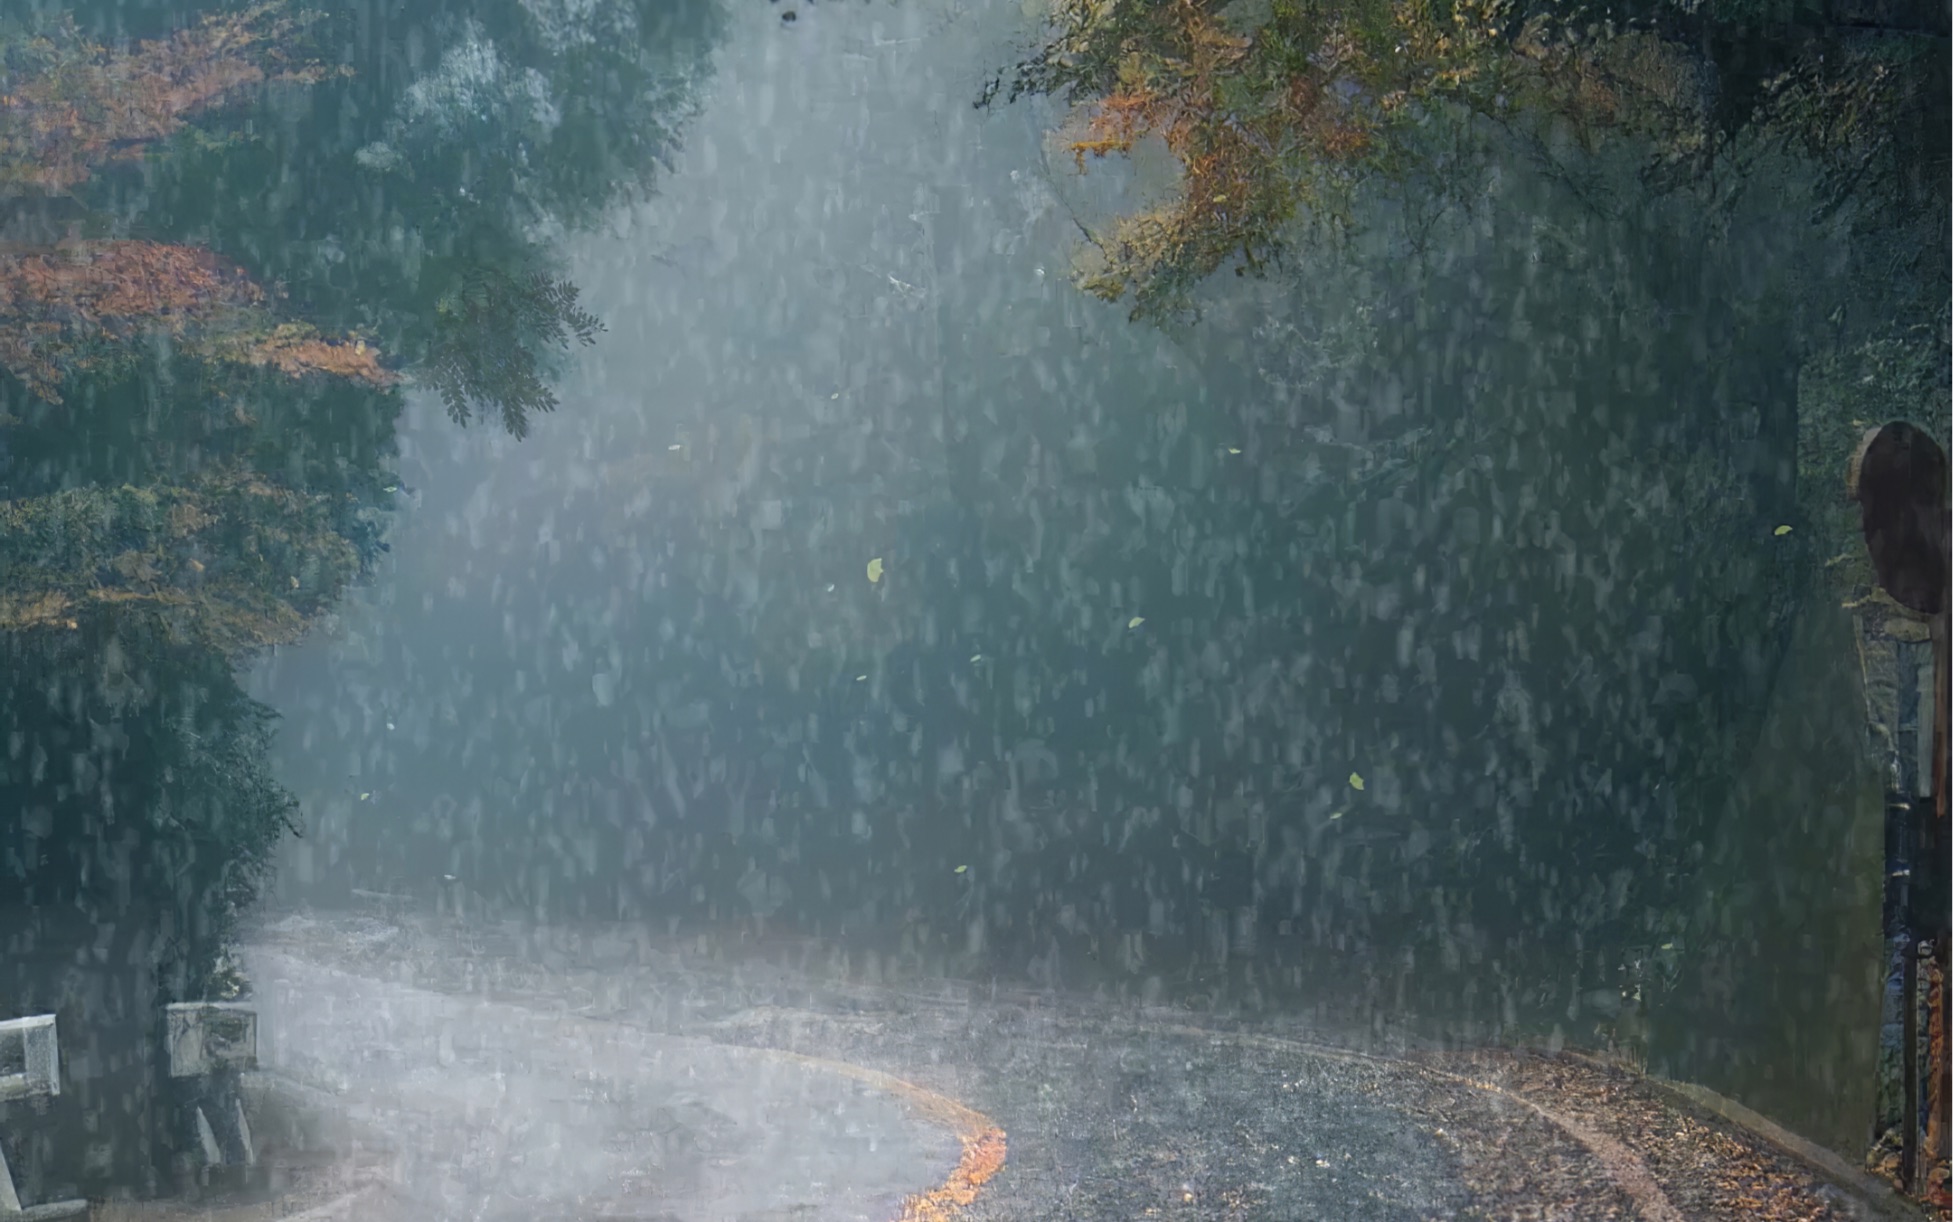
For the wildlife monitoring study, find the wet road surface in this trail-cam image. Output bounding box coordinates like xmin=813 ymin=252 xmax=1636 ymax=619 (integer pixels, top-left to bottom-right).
xmin=241 ymin=908 xmax=1921 ymax=1222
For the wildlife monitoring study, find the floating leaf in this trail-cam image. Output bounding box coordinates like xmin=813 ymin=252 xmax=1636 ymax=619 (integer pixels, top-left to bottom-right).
xmin=856 ymin=674 xmax=868 ymax=682
xmin=1328 ymin=810 xmax=1344 ymax=821
xmin=954 ymin=864 xmax=968 ymax=874
xmin=1348 ymin=772 xmax=1364 ymax=791
xmin=867 ymin=557 xmax=885 ymax=583
xmin=358 ymin=792 xmax=370 ymax=801
xmin=1128 ymin=616 xmax=1145 ymax=629
xmin=669 ymin=443 xmax=683 ymax=451
xmin=1773 ymin=524 xmax=1793 ymax=536
xmin=970 ymin=653 xmax=983 ymax=663
xmin=1227 ymin=447 xmax=1242 ymax=455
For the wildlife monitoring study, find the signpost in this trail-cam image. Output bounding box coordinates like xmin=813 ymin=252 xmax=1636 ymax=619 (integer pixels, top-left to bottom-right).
xmin=1850 ymin=419 xmax=1951 ymax=1208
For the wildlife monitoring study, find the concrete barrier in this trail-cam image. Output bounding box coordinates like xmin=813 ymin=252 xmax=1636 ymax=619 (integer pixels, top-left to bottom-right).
xmin=0 ymin=1015 xmax=87 ymax=1219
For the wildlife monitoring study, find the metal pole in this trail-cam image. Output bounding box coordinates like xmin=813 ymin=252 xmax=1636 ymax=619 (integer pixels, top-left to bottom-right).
xmin=1905 ymin=934 xmax=1921 ymax=1190
xmin=1927 ymin=610 xmax=1950 ymax=1205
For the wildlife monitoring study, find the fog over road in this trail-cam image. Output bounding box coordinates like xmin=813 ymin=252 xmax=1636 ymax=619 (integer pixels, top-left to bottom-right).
xmin=246 ymin=934 xmax=959 ymax=1220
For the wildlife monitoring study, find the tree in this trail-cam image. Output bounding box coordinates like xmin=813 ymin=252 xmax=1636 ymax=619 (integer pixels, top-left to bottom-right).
xmin=0 ymin=239 xmax=393 ymax=404
xmin=993 ymin=0 xmax=1941 ymax=320
xmin=0 ymin=0 xmax=683 ymax=441
xmin=0 ymin=618 xmax=297 ymax=991
xmin=100 ymin=0 xmax=724 ymax=439
xmin=0 ymin=8 xmax=394 ymax=1078
xmin=424 ymin=264 xmax=602 ymax=439
xmin=0 ymin=466 xmax=365 ymax=651
xmin=0 ymin=4 xmax=721 ymax=1197
xmin=0 ymin=2 xmax=344 ymax=194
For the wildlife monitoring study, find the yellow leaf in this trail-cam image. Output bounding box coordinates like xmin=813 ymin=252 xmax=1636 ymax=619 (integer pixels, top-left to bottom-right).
xmin=1227 ymin=447 xmax=1242 ymax=455
xmin=1348 ymin=772 xmax=1365 ymax=791
xmin=1212 ymin=194 xmax=1227 ymax=203
xmin=954 ymin=864 xmax=968 ymax=874
xmin=867 ymin=557 xmax=885 ymax=583
xmin=1773 ymin=524 xmax=1792 ymax=537
xmin=359 ymin=792 xmax=370 ymax=801
xmin=1128 ymin=616 xmax=1145 ymax=629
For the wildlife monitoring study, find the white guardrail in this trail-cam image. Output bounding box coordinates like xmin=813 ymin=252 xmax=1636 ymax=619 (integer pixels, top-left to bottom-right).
xmin=0 ymin=1003 xmax=261 ymax=1217
xmin=166 ymin=1002 xmax=259 ymax=1080
xmin=0 ymin=1014 xmax=85 ymax=1219
xmin=0 ymin=1017 xmax=58 ymax=1104
xmin=166 ymin=1002 xmax=259 ymax=1170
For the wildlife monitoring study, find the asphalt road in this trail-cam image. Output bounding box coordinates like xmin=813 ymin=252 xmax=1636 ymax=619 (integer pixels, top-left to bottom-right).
xmin=246 ymin=951 xmax=959 ymax=1221
xmin=239 ymin=908 xmax=1924 ymax=1222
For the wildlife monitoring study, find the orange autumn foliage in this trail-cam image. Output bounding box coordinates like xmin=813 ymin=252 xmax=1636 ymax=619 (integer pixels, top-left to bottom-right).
xmin=0 ymin=240 xmax=260 ymax=399
xmin=1065 ymin=2 xmax=1263 ymax=178
xmin=0 ymin=8 xmax=389 ymax=402
xmin=1058 ymin=0 xmax=1385 ymax=312
xmin=0 ymin=2 xmax=341 ymax=193
xmin=1028 ymin=0 xmax=1668 ymax=316
xmin=205 ymin=322 xmax=396 ymax=388
xmin=0 ymin=237 xmax=263 ymax=318
xmin=0 ymin=240 xmax=392 ymax=402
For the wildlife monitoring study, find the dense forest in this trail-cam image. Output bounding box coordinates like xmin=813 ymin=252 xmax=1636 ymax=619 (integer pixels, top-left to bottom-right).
xmin=980 ymin=0 xmax=1947 ymax=1163
xmin=0 ymin=0 xmax=1943 ymax=1202
xmin=0 ymin=0 xmax=721 ymax=1196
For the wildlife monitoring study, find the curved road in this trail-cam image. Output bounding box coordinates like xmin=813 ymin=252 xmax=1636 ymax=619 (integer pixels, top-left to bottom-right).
xmin=247 ymin=951 xmax=981 ymax=1221
xmin=242 ymin=909 xmax=1917 ymax=1222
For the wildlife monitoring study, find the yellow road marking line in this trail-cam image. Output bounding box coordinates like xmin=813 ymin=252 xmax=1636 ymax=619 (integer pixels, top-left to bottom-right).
xmin=761 ymin=1046 xmax=1007 ymax=1221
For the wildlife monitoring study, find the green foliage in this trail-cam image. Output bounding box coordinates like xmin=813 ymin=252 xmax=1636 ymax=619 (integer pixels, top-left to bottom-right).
xmin=1001 ymin=0 xmax=1941 ymax=321
xmin=345 ymin=1 xmax=718 ymax=239
xmin=0 ymin=469 xmax=360 ymax=652
xmin=0 ymin=3 xmax=714 ymax=1112
xmin=0 ymin=2 xmax=341 ymax=195
xmin=1748 ymin=30 xmax=1949 ymax=225
xmin=0 ymin=619 xmax=297 ymax=995
xmin=107 ymin=0 xmax=722 ymax=420
xmin=1797 ymin=310 xmax=1953 ymax=602
xmin=999 ymin=0 xmax=1736 ymax=318
xmin=425 ymin=266 xmax=603 ymax=439
xmin=150 ymin=678 xmax=299 ymax=984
